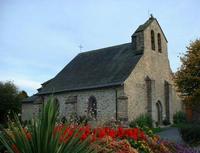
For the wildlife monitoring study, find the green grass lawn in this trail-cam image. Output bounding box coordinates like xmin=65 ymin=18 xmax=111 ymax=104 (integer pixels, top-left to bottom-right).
xmin=152 ymin=127 xmax=163 ymax=133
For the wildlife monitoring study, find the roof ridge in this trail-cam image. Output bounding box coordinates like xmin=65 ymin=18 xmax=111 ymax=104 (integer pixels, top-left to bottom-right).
xmin=79 ymin=43 xmax=131 ymax=55
xmin=133 ymin=17 xmax=168 ymax=42
xmin=134 ymin=17 xmax=155 ymax=34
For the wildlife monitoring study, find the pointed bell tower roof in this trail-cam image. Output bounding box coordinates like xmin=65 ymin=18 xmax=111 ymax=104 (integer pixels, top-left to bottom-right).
xmin=132 ymin=15 xmax=168 ymax=42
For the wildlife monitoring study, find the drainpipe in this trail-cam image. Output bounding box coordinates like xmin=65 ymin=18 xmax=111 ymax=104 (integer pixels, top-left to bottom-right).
xmin=115 ymin=89 xmax=118 ymax=121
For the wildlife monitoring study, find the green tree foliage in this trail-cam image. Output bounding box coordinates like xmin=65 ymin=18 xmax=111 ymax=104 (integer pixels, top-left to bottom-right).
xmin=0 ymin=81 xmax=22 ymax=124
xmin=18 ymin=90 xmax=28 ymax=100
xmin=175 ymin=39 xmax=200 ymax=108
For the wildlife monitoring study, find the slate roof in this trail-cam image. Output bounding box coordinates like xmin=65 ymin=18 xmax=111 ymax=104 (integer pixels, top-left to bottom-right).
xmin=39 ymin=43 xmax=143 ymax=94
xmin=22 ymin=94 xmax=39 ymax=103
xmin=41 ymin=79 xmax=53 ymax=86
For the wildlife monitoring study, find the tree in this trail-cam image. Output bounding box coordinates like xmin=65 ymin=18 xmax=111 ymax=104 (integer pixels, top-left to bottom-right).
xmin=175 ymin=39 xmax=200 ymax=109
xmin=18 ymin=90 xmax=28 ymax=100
xmin=0 ymin=81 xmax=22 ymax=124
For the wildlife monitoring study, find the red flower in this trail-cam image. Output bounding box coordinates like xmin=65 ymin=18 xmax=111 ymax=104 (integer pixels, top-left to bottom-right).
xmin=104 ymin=127 xmax=110 ymax=133
xmin=124 ymin=129 xmax=132 ymax=137
xmin=12 ymin=144 xmax=20 ymax=153
xmin=91 ymin=134 xmax=96 ymax=142
xmin=53 ymin=124 xmax=64 ymax=136
xmin=108 ymin=129 xmax=116 ymax=138
xmin=81 ymin=133 xmax=87 ymax=141
xmin=26 ymin=132 xmax=32 ymax=140
xmin=117 ymin=127 xmax=124 ymax=138
xmin=132 ymin=132 xmax=138 ymax=141
xmin=23 ymin=128 xmax=32 ymax=140
xmin=84 ymin=126 xmax=91 ymax=136
xmin=98 ymin=128 xmax=106 ymax=139
xmin=139 ymin=131 xmax=146 ymax=140
xmin=52 ymin=125 xmax=147 ymax=144
xmin=93 ymin=128 xmax=97 ymax=135
xmin=131 ymin=128 xmax=139 ymax=141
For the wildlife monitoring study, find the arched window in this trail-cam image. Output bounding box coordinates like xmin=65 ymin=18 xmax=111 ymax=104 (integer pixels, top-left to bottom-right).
xmin=88 ymin=96 xmax=97 ymax=119
xmin=157 ymin=33 xmax=162 ymax=53
xmin=151 ymin=30 xmax=155 ymax=50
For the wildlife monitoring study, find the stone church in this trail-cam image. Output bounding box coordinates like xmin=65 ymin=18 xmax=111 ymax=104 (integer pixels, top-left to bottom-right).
xmin=22 ymin=16 xmax=182 ymax=125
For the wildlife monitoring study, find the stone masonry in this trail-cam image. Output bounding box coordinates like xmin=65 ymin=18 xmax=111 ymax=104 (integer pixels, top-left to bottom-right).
xmin=22 ymin=17 xmax=182 ymax=126
xmin=124 ymin=19 xmax=182 ymax=124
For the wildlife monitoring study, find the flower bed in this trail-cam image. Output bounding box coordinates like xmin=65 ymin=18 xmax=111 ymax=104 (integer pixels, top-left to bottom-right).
xmin=0 ymin=98 xmax=199 ymax=153
xmin=11 ymin=124 xmax=198 ymax=153
xmin=53 ymin=125 xmax=146 ymax=153
xmin=54 ymin=125 xmax=146 ymax=142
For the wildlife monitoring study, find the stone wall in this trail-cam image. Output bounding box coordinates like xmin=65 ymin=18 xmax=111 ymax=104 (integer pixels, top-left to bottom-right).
xmin=124 ymin=19 xmax=182 ymax=124
xmin=44 ymin=87 xmax=126 ymax=123
xmin=132 ymin=31 xmax=144 ymax=51
xmin=21 ymin=103 xmax=41 ymax=121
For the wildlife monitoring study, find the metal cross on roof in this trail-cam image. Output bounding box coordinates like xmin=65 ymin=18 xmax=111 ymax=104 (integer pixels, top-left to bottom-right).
xmin=79 ymin=44 xmax=83 ymax=52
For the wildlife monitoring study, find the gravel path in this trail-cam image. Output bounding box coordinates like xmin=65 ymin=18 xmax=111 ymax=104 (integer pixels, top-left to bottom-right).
xmin=157 ymin=127 xmax=184 ymax=144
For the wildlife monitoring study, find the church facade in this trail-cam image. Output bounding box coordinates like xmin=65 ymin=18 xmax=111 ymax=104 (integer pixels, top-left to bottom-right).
xmin=22 ymin=16 xmax=182 ymax=125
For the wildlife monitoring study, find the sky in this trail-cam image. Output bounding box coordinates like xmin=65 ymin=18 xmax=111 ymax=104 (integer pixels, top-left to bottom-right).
xmin=0 ymin=0 xmax=200 ymax=96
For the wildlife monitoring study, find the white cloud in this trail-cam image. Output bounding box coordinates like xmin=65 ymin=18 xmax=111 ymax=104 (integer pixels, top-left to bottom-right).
xmin=14 ymin=79 xmax=41 ymax=90
xmin=0 ymin=74 xmax=41 ymax=95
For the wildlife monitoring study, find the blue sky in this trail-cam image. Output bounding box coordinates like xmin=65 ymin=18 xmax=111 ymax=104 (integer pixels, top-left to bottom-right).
xmin=0 ymin=0 xmax=200 ymax=95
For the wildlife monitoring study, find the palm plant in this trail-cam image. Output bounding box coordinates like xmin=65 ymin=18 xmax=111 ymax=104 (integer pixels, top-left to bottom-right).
xmin=0 ymin=97 xmax=97 ymax=153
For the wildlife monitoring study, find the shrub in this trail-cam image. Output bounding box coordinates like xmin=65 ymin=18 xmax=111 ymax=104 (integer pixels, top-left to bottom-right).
xmin=129 ymin=114 xmax=153 ymax=128
xmin=173 ymin=111 xmax=187 ymax=124
xmin=162 ymin=119 xmax=171 ymax=126
xmin=179 ymin=123 xmax=200 ymax=145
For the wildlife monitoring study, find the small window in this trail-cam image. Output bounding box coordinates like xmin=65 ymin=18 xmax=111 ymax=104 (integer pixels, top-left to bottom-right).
xmin=157 ymin=33 xmax=162 ymax=53
xmin=151 ymin=30 xmax=155 ymax=50
xmin=88 ymin=96 xmax=97 ymax=119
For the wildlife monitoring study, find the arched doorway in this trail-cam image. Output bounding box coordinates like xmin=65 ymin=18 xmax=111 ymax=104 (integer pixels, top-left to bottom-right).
xmin=88 ymin=96 xmax=97 ymax=119
xmin=156 ymin=101 xmax=162 ymax=125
